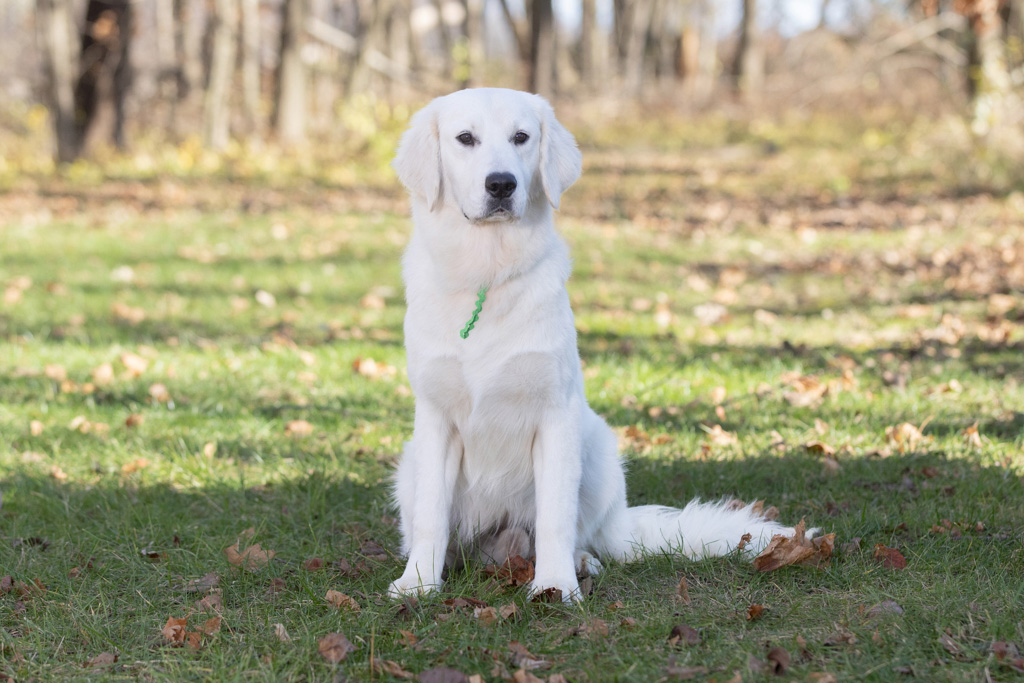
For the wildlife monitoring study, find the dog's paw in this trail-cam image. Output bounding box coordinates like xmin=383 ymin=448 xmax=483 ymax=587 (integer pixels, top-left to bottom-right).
xmin=387 ymin=574 xmax=440 ymax=600
xmin=529 ymin=575 xmax=580 ymax=603
xmin=575 ymin=551 xmax=603 ymax=578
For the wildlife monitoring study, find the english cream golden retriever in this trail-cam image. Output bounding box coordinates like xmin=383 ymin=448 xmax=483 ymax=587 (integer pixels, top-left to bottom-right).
xmin=389 ymin=88 xmax=799 ymax=602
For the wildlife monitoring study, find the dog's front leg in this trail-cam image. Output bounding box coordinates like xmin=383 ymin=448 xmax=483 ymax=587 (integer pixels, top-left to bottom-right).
xmin=530 ymin=401 xmax=583 ymax=603
xmin=389 ymin=402 xmax=461 ymax=598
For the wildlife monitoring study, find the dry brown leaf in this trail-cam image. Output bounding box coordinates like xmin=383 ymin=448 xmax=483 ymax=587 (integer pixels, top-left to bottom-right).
xmin=747 ymin=604 xmax=765 ymax=621
xmin=201 ymin=616 xmax=222 ymax=635
xmin=499 ymin=604 xmax=519 ymax=621
xmin=873 ymin=544 xmax=908 ymax=570
xmin=325 ymin=589 xmax=360 ymax=612
xmin=120 ymin=352 xmax=148 ymax=376
xmin=805 ymin=440 xmax=835 ymax=456
xmin=29 ymin=419 xmax=44 ymax=436
xmin=223 ymin=541 xmax=276 ymax=571
xmin=676 ymin=575 xmax=691 ymax=604
xmin=318 ymin=632 xmax=355 ymax=663
xmin=120 ymin=458 xmax=150 ymax=475
xmin=474 ymin=606 xmax=498 ymax=626
xmin=302 ymin=557 xmax=325 ymax=571
xmin=705 ymin=423 xmax=738 ymax=446
xmin=419 ymin=667 xmax=470 ymax=682
xmin=84 ymin=651 xmax=118 ymax=668
xmin=766 ymin=646 xmax=790 ymax=674
xmin=184 ymin=572 xmax=220 ymax=593
xmin=885 ymin=422 xmax=929 ymax=452
xmin=273 ymin=623 xmax=291 ymax=642
xmin=512 ymin=670 xmax=544 ymax=683
xmin=91 ymin=363 xmax=115 ymax=386
xmin=753 ymin=520 xmax=834 ymax=571
xmin=195 ymin=591 xmax=223 ymax=613
xmin=161 ymin=616 xmax=187 ymax=645
xmin=124 ymin=413 xmax=145 ymax=428
xmin=668 ymin=623 xmax=700 ymax=646
xmin=285 ymin=419 xmax=314 ymax=437
xmin=148 ymin=383 xmax=171 ymax=402
xmin=963 ymin=423 xmax=982 ymax=449
xmin=373 ymin=659 xmax=415 ymax=680
xmin=664 ymin=664 xmax=708 ymax=679
xmin=483 ymin=555 xmax=535 ymax=587
xmin=398 ymin=629 xmax=418 ymax=647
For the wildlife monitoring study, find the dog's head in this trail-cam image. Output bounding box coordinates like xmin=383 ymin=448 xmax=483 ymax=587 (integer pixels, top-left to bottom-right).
xmin=393 ymin=88 xmax=582 ymax=223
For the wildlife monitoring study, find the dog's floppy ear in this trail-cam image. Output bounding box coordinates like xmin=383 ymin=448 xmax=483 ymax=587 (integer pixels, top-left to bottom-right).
xmin=536 ymin=97 xmax=582 ymax=210
xmin=393 ymin=103 xmax=443 ymax=211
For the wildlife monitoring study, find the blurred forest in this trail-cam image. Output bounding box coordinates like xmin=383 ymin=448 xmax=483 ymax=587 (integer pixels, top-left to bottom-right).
xmin=0 ymin=0 xmax=1023 ymax=181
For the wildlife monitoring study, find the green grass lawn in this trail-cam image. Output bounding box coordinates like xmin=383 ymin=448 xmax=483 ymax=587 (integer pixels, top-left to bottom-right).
xmin=2 ymin=112 xmax=1024 ymax=681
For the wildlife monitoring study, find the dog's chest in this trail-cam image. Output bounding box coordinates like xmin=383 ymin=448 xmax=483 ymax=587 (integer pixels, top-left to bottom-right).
xmin=414 ymin=351 xmax=561 ymax=429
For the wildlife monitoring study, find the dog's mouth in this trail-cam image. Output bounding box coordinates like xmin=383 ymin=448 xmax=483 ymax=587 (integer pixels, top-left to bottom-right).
xmin=478 ymin=199 xmax=516 ymax=223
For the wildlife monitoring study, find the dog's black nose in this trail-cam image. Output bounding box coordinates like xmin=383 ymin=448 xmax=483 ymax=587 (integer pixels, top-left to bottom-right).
xmin=485 ymin=172 xmax=517 ymax=199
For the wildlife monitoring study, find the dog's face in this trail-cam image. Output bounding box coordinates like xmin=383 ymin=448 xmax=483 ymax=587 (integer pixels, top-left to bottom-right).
xmin=393 ymin=88 xmax=582 ymax=223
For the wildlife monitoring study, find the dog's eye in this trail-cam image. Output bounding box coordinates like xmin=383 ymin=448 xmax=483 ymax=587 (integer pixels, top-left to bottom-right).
xmin=513 ymin=131 xmax=530 ymax=145
xmin=456 ymin=132 xmax=475 ymax=146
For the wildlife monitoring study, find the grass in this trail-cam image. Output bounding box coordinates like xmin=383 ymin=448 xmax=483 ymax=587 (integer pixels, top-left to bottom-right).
xmin=2 ymin=109 xmax=1024 ymax=681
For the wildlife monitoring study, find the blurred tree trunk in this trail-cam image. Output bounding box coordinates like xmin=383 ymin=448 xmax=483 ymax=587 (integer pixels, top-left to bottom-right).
xmin=274 ymin=0 xmax=307 ymax=143
xmin=37 ymin=0 xmax=78 ymax=163
xmin=387 ymin=0 xmax=412 ymax=99
xmin=960 ymin=0 xmax=1014 ymax=135
xmin=156 ymin=0 xmax=177 ymax=127
xmin=203 ymin=0 xmax=237 ymax=149
xmin=623 ymin=0 xmax=653 ymax=93
xmin=530 ymin=0 xmax=554 ymax=97
xmin=174 ymin=0 xmax=204 ymax=128
xmin=580 ymin=0 xmax=598 ymax=85
xmin=694 ymin=0 xmax=716 ymax=99
xmin=818 ymin=0 xmax=831 ymax=29
xmin=496 ymin=0 xmax=528 ymax=63
xmin=734 ymin=0 xmax=763 ymax=97
xmin=463 ymin=0 xmax=484 ymax=87
xmin=349 ymin=0 xmax=395 ymax=95
xmin=74 ymin=0 xmax=134 ymax=153
xmin=239 ymin=0 xmax=261 ymax=138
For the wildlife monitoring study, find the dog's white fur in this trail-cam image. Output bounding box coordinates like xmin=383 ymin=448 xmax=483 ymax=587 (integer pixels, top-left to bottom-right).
xmin=389 ymin=88 xmax=797 ymax=602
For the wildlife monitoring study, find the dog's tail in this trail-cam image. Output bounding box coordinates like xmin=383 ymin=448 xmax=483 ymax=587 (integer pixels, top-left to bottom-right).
xmin=614 ymin=499 xmax=795 ymax=561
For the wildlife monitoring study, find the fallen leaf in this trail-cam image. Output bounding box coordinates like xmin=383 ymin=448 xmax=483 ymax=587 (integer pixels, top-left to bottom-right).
xmin=483 ymin=555 xmax=535 ymax=587
xmin=29 ymin=419 xmax=44 ymax=436
xmin=148 ymin=383 xmax=171 ymax=402
xmin=508 ymin=641 xmax=548 ymax=670
xmin=963 ymin=423 xmax=983 ymax=449
xmin=124 ymin=413 xmax=145 ymax=428
xmin=325 ymin=589 xmax=360 ymax=612
xmin=285 ymin=419 xmax=314 ymax=437
xmin=676 ymin=575 xmax=691 ymax=604
xmin=184 ymin=572 xmax=220 ymax=593
xmin=512 ymin=670 xmax=544 ymax=683
xmin=201 ymin=616 xmax=222 ymax=635
xmin=418 ymin=667 xmax=469 ymax=682
xmin=807 ymin=674 xmax=839 ymax=683
xmin=161 ymin=616 xmax=187 ymax=644
xmin=318 ymin=632 xmax=355 ymax=663
xmin=866 ymin=600 xmax=904 ymax=617
xmin=747 ymin=604 xmax=765 ymax=621
xmin=664 ymin=664 xmax=708 ymax=679
xmin=805 ymin=440 xmax=835 ymax=456
xmin=939 ymin=633 xmax=960 ymax=655
xmin=398 ymin=629 xmax=418 ymax=646
xmin=223 ymin=541 xmax=276 ymax=571
xmin=302 ymin=557 xmax=325 ymax=571
xmin=873 ymin=544 xmax=907 ymax=570
xmin=885 ymin=422 xmax=929 ymax=452
xmin=753 ymin=520 xmax=834 ymax=571
xmin=120 ymin=352 xmax=148 ymax=376
xmin=475 ymin=606 xmax=498 ymax=626
xmin=91 ymin=363 xmax=115 ymax=386
xmin=704 ymin=423 xmax=738 ymax=446
xmin=373 ymin=659 xmax=415 ymax=679
xmin=530 ymin=587 xmax=563 ymax=603
xmin=195 ymin=591 xmax=223 ymax=612
xmin=273 ymin=623 xmax=291 ymax=642
xmin=120 ymin=458 xmax=151 ymax=474
xmin=668 ymin=623 xmax=700 ymax=646
xmin=766 ymin=646 xmax=790 ymax=674
xmin=84 ymin=651 xmax=118 ymax=668
xmin=499 ymin=604 xmax=519 ymax=620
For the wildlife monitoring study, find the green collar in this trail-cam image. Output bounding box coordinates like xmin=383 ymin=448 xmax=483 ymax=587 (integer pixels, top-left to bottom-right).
xmin=459 ymin=287 xmax=488 ymax=339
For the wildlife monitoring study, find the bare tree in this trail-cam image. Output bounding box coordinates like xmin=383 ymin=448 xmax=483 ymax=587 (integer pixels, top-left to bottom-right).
xmin=463 ymin=0 xmax=485 ymax=87
xmin=274 ymin=0 xmax=307 ymax=143
xmin=240 ymin=0 xmax=261 ymax=137
xmin=959 ymin=0 xmax=1015 ymax=135
xmin=37 ymin=0 xmax=78 ymax=163
xmin=580 ymin=0 xmax=598 ymax=85
xmin=74 ymin=0 xmax=134 ymax=153
xmin=734 ymin=0 xmax=763 ymax=96
xmin=530 ymin=0 xmax=555 ymax=96
xmin=623 ymin=0 xmax=654 ymax=93
xmin=203 ymin=0 xmax=237 ymax=149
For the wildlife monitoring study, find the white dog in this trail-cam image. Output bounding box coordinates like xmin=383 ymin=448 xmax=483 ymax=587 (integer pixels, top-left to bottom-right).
xmin=389 ymin=88 xmax=798 ymax=602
